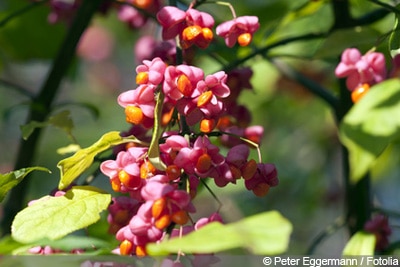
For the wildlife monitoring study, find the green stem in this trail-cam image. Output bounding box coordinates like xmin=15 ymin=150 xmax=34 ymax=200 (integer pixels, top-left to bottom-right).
xmin=346 ymin=173 xmax=372 ymax=234
xmin=331 ymin=0 xmax=391 ymax=29
xmin=335 ymin=78 xmax=371 ymax=235
xmin=0 ymin=0 xmax=105 ymax=236
xmin=214 ymin=1 xmax=236 ymax=18
xmin=199 ymin=178 xmax=222 ymax=210
xmin=305 ymin=1 xmax=375 ymax=249
xmin=368 ymin=0 xmax=400 ymax=14
xmin=331 ymin=1 xmax=372 ymax=234
xmin=331 ymin=0 xmax=355 ymax=29
xmin=356 ymin=8 xmax=390 ymax=27
xmin=307 ymin=216 xmax=346 ymax=254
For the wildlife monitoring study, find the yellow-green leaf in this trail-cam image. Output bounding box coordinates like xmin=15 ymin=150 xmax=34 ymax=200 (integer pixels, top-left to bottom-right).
xmin=0 ymin=167 xmax=50 ymax=202
xmin=339 ymin=79 xmax=400 ymax=183
xmin=57 ymin=131 xmax=141 ymax=189
xmin=56 ymin=144 xmax=81 ymax=155
xmin=389 ymin=4 xmax=400 ymax=58
xmin=11 ymin=186 xmax=111 ymax=243
xmin=342 ymin=231 xmax=376 ymax=256
xmin=147 ymin=211 xmax=292 ymax=255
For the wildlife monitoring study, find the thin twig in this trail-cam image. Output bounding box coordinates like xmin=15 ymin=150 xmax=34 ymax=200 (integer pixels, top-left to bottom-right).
xmin=270 ymin=58 xmax=340 ymax=111
xmin=200 ymin=178 xmax=222 ymax=210
xmin=307 ymin=216 xmax=346 ymax=254
xmin=0 ymin=79 xmax=34 ymax=98
xmin=223 ymin=32 xmax=328 ymax=72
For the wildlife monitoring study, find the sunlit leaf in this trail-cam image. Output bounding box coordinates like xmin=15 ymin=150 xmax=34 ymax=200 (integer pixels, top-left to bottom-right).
xmin=389 ymin=4 xmax=400 ymax=58
xmin=57 ymin=131 xmax=141 ymax=189
xmin=0 ymin=236 xmax=23 ymax=255
xmin=279 ymin=0 xmax=325 ymax=28
xmin=11 ymin=186 xmax=111 ymax=243
xmin=147 ymin=211 xmax=292 ymax=255
xmin=0 ymin=167 xmax=50 ymax=202
xmin=56 ymin=144 xmax=81 ymax=155
xmin=342 ymin=231 xmax=376 ymax=256
xmin=339 ymin=79 xmax=400 ymax=183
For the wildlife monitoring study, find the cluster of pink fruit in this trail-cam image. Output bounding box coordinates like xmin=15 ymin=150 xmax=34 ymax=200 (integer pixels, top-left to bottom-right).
xmin=97 ymin=1 xmax=278 ymax=257
xmin=28 ymin=0 xmax=279 ymax=258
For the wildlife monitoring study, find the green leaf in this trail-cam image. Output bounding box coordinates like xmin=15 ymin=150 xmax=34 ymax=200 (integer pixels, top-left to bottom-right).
xmin=342 ymin=231 xmax=376 ymax=256
xmin=279 ymin=1 xmax=325 ymax=28
xmin=20 ymin=121 xmax=46 ymax=140
xmin=389 ymin=4 xmax=400 ymax=58
xmin=11 ymin=186 xmax=111 ymax=243
xmin=57 ymin=131 xmax=141 ymax=189
xmin=0 ymin=167 xmax=50 ymax=202
xmin=0 ymin=236 xmax=24 ymax=255
xmin=48 ymin=110 xmax=74 ymax=135
xmin=146 ymin=211 xmax=292 ymax=255
xmin=339 ymin=79 xmax=400 ymax=183
xmin=56 ymin=144 xmax=81 ymax=155
xmin=20 ymin=110 xmax=74 ymax=140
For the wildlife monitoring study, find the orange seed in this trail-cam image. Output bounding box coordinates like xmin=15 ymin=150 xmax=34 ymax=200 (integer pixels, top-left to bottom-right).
xmin=171 ymin=210 xmax=189 ymax=225
xmin=241 ymin=159 xmax=257 ymax=180
xmin=166 ymin=164 xmax=181 ymax=180
xmin=351 ymin=83 xmax=370 ymax=103
xmin=197 ymin=91 xmax=213 ymax=107
xmin=120 ymin=239 xmax=134 ymax=256
xmin=152 ymin=197 xmax=167 ymax=219
xmin=155 ymin=214 xmax=171 ymax=229
xmin=136 ymin=72 xmax=149 ymax=84
xmin=200 ymin=118 xmax=216 ymax=133
xmin=196 ymin=153 xmax=212 ymax=173
xmin=237 ymin=33 xmax=252 ymax=47
xmin=140 ymin=161 xmax=157 ymax=179
xmin=182 ymin=25 xmax=202 ymax=41
xmin=252 ymin=183 xmax=270 ymax=197
xmin=125 ymin=106 xmax=144 ymax=125
xmin=136 ymin=245 xmax=147 ymax=257
xmin=177 ymin=74 xmax=193 ymax=97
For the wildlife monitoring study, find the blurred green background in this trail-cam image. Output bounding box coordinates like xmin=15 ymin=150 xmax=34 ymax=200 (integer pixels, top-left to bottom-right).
xmin=1 ymin=0 xmax=400 ymax=255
